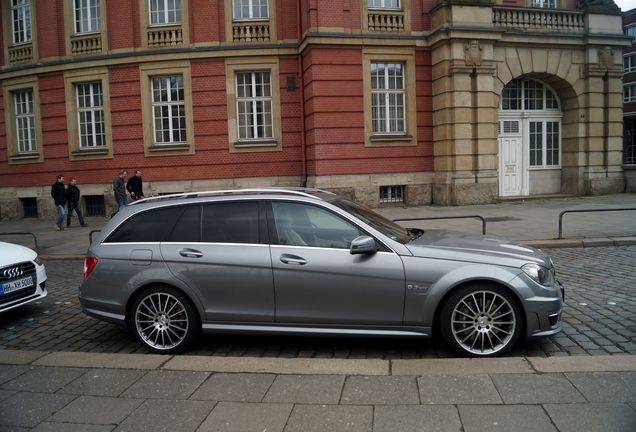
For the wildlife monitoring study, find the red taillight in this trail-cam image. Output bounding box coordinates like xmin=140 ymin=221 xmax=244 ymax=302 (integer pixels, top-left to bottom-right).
xmin=84 ymin=256 xmax=99 ymax=280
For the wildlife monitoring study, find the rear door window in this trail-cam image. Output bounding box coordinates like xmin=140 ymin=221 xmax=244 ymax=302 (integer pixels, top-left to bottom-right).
xmin=105 ymin=206 xmax=184 ymax=243
xmin=165 ymin=205 xmax=201 ymax=242
xmin=201 ymin=202 xmax=259 ymax=244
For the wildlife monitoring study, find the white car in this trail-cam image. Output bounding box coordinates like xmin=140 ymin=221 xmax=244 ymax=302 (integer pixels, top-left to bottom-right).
xmin=0 ymin=241 xmax=47 ymax=313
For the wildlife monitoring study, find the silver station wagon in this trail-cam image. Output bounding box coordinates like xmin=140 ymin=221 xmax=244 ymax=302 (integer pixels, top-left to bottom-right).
xmin=79 ymin=188 xmax=564 ymax=357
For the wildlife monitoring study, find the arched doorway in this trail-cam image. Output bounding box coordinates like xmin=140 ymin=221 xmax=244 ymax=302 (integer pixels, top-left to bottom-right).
xmin=498 ymin=78 xmax=563 ymax=197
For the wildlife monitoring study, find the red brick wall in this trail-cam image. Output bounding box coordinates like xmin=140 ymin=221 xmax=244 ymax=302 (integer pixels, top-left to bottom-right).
xmin=191 ymin=0 xmax=221 ymax=44
xmin=108 ymin=0 xmax=139 ymax=50
xmin=303 ymin=48 xmax=433 ymax=177
xmin=36 ymin=0 xmax=62 ymax=59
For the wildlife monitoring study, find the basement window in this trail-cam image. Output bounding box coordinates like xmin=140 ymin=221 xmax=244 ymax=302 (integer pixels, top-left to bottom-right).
xmin=20 ymin=198 xmax=38 ymax=218
xmin=380 ymin=185 xmax=404 ymax=203
xmin=84 ymin=195 xmax=105 ymax=216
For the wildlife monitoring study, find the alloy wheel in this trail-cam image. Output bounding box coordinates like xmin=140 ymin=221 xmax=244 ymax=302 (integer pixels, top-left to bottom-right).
xmin=134 ymin=292 xmax=190 ymax=350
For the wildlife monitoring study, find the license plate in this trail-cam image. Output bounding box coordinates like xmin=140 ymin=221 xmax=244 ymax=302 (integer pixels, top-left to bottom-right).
xmin=0 ymin=276 xmax=34 ymax=295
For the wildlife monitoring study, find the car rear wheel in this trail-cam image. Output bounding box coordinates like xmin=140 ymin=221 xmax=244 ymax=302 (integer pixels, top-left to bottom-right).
xmin=131 ymin=286 xmax=198 ymax=354
xmin=440 ymin=284 xmax=523 ymax=357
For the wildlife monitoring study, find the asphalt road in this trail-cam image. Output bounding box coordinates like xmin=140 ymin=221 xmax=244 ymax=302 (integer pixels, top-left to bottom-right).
xmin=1 ymin=246 xmax=635 ymax=358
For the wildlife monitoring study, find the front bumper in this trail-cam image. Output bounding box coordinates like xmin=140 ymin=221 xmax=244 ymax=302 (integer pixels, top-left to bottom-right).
xmin=525 ymin=280 xmax=565 ymax=339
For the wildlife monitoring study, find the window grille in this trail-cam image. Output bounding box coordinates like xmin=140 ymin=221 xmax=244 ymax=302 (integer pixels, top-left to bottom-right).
xmin=379 ymin=185 xmax=404 ymax=203
xmin=20 ymin=197 xmax=38 ymax=218
xmin=84 ymin=195 xmax=105 ymax=216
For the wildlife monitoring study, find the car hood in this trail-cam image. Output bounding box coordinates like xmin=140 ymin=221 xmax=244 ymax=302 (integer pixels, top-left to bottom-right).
xmin=404 ymin=230 xmax=551 ymax=268
xmin=0 ymin=241 xmax=37 ymax=268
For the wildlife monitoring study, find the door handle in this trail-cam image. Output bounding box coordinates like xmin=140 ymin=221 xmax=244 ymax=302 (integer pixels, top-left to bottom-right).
xmin=179 ymin=248 xmax=203 ymax=258
xmin=280 ymin=254 xmax=307 ymax=265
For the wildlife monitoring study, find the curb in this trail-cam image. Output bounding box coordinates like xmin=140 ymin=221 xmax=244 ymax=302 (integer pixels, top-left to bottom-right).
xmin=1 ymin=350 xmax=635 ymax=375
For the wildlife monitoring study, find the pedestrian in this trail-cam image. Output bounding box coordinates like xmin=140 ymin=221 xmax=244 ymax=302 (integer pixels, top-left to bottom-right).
xmin=50 ymin=174 xmax=66 ymax=231
xmin=126 ymin=170 xmax=144 ymax=201
xmin=66 ymin=177 xmax=88 ymax=227
xmin=113 ymin=170 xmax=127 ymax=208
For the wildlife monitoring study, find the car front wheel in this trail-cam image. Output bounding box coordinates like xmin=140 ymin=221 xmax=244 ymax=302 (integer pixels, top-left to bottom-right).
xmin=440 ymin=284 xmax=523 ymax=357
xmin=131 ymin=286 xmax=198 ymax=354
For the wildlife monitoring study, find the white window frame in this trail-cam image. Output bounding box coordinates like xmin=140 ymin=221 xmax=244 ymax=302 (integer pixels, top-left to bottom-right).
xmin=500 ymin=78 xmax=560 ymax=112
xmin=528 ymin=119 xmax=561 ymax=169
xmin=73 ymin=0 xmax=100 ymax=34
xmin=626 ymin=26 xmax=636 ymax=41
xmin=625 ymin=84 xmax=636 ymax=103
xmin=233 ymin=0 xmax=269 ymax=21
xmin=235 ymin=71 xmax=274 ymax=141
xmin=151 ymin=75 xmax=187 ymax=144
xmin=371 ymin=62 xmax=406 ymax=135
xmin=625 ymin=54 xmax=636 ymax=73
xmin=11 ymin=0 xmax=32 ymax=45
xmin=149 ymin=0 xmax=181 ymax=26
xmin=13 ymin=89 xmax=36 ymax=153
xmin=368 ymin=0 xmax=401 ymax=10
xmin=76 ymin=82 xmax=106 ymax=149
xmin=530 ymin=0 xmax=556 ymax=8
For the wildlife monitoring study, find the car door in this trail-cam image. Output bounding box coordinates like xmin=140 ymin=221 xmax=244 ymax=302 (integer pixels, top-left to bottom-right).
xmin=161 ymin=201 xmax=275 ymax=322
xmin=268 ymin=201 xmax=405 ymax=326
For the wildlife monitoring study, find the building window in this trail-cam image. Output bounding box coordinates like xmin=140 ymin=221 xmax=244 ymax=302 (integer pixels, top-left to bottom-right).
xmin=13 ymin=89 xmax=36 ymax=153
xmin=371 ymin=62 xmax=405 ymax=135
xmin=529 ymin=121 xmax=560 ymax=168
xmin=368 ymin=0 xmax=400 ymax=9
xmin=74 ymin=0 xmax=100 ymax=33
xmin=84 ymin=195 xmax=105 ymax=216
xmin=625 ymin=26 xmax=636 ymax=41
xmin=233 ymin=0 xmax=268 ymax=20
xmin=149 ymin=0 xmax=181 ymax=25
xmin=236 ymin=71 xmax=273 ymax=141
xmin=530 ymin=0 xmax=556 ymax=8
xmin=625 ymin=85 xmax=636 ymax=103
xmin=11 ymin=0 xmax=32 ymax=44
xmin=20 ymin=197 xmax=38 ymax=218
xmin=379 ymin=185 xmax=404 ymax=203
xmin=76 ymin=82 xmax=105 ymax=148
xmin=625 ymin=55 xmax=636 ymax=73
xmin=625 ymin=118 xmax=636 ymax=165
xmin=151 ymin=75 xmax=186 ymax=144
xmin=501 ymin=79 xmax=560 ymax=111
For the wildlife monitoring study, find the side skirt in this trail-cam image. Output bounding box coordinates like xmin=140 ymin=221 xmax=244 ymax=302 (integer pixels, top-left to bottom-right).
xmin=201 ymin=322 xmax=432 ymax=338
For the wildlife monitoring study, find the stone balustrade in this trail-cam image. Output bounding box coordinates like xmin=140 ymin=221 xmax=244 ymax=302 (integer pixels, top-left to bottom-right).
xmin=147 ymin=26 xmax=183 ymax=47
xmin=368 ymin=10 xmax=405 ymax=32
xmin=232 ymin=22 xmax=270 ymax=42
xmin=71 ymin=34 xmax=102 ymax=55
xmin=493 ymin=7 xmax=584 ymax=32
xmin=8 ymin=44 xmax=33 ymax=65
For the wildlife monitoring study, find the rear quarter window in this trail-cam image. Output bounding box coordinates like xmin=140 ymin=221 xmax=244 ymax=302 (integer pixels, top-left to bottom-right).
xmin=105 ymin=206 xmax=185 ymax=243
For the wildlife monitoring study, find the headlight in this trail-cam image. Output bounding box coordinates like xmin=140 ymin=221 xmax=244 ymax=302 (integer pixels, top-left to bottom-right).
xmin=34 ymin=256 xmax=42 ymax=266
xmin=521 ymin=263 xmax=555 ymax=287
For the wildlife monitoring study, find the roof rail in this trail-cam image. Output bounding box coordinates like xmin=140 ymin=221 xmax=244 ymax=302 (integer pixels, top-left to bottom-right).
xmin=130 ymin=187 xmax=336 ymax=205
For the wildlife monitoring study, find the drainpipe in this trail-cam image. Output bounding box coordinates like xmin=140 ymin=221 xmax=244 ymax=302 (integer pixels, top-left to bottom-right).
xmin=297 ymin=0 xmax=308 ymax=187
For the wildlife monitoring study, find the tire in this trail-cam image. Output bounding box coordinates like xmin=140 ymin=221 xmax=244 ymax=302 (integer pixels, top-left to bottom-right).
xmin=130 ymin=286 xmax=199 ymax=354
xmin=439 ymin=284 xmax=523 ymax=357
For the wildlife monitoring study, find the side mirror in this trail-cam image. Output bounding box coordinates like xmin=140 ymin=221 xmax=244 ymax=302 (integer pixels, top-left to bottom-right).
xmin=350 ymin=236 xmax=377 ymax=255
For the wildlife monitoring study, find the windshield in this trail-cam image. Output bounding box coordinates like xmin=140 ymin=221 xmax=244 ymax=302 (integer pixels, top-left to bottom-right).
xmin=332 ymin=199 xmax=412 ymax=244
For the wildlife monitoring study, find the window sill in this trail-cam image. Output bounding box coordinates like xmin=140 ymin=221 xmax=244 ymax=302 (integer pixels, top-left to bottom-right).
xmin=148 ymin=143 xmax=191 ymax=152
xmin=231 ymin=139 xmax=281 ymax=153
xmin=367 ymin=134 xmax=415 ymax=147
xmin=72 ymin=147 xmax=109 ymax=156
xmin=528 ymin=166 xmax=561 ymax=170
xmin=8 ymin=153 xmax=41 ymax=164
xmin=235 ymin=139 xmax=277 ymax=147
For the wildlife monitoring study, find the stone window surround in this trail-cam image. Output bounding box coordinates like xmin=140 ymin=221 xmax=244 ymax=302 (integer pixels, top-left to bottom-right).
xmin=139 ymin=61 xmax=195 ymax=157
xmin=63 ymin=68 xmax=113 ymax=161
xmin=362 ymin=47 xmax=417 ymax=147
xmin=2 ymin=0 xmax=38 ymax=64
xmin=63 ymin=0 xmax=108 ymax=57
xmin=224 ymin=0 xmax=277 ymax=43
xmin=2 ymin=75 xmax=43 ymax=164
xmin=140 ymin=0 xmax=190 ymax=48
xmin=225 ymin=56 xmax=282 ymax=153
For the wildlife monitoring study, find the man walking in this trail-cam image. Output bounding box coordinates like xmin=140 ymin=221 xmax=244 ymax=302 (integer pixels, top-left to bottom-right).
xmin=126 ymin=170 xmax=144 ymax=201
xmin=113 ymin=170 xmax=128 ymax=208
xmin=66 ymin=177 xmax=87 ymax=227
xmin=50 ymin=174 xmax=66 ymax=231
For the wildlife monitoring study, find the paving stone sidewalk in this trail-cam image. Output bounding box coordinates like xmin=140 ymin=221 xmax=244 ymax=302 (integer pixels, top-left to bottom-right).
xmin=0 ymin=353 xmax=635 ymax=432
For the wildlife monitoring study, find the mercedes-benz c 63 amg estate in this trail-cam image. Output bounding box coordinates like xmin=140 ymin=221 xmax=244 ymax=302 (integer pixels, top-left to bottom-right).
xmin=79 ymin=188 xmax=564 ymax=357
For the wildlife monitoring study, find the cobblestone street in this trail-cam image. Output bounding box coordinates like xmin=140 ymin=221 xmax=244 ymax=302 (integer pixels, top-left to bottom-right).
xmin=1 ymin=246 xmax=635 ymax=358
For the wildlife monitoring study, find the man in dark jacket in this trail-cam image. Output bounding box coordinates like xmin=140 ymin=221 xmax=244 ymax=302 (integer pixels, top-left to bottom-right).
xmin=50 ymin=174 xmax=66 ymax=231
xmin=66 ymin=178 xmax=87 ymax=227
xmin=113 ymin=170 xmax=127 ymax=208
xmin=126 ymin=170 xmax=144 ymax=201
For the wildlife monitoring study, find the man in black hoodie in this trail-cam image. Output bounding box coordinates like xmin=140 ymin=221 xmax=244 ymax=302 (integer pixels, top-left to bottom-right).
xmin=50 ymin=174 xmax=66 ymax=231
xmin=66 ymin=177 xmax=87 ymax=227
xmin=126 ymin=170 xmax=144 ymax=201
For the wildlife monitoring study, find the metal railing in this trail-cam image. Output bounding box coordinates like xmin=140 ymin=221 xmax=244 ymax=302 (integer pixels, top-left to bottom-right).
xmin=393 ymin=215 xmax=487 ymax=235
xmin=557 ymin=208 xmax=636 ymax=239
xmin=0 ymin=232 xmax=39 ymax=251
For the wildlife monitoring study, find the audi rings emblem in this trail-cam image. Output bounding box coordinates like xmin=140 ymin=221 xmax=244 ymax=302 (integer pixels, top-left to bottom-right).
xmin=3 ymin=267 xmax=23 ymax=279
